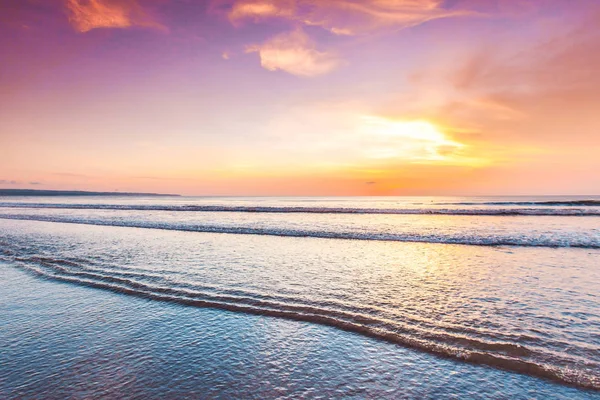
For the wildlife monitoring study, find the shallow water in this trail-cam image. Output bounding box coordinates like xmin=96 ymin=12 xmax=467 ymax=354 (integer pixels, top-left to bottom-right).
xmin=0 ymin=196 xmax=599 ymax=394
xmin=2 ymin=266 xmax=599 ymax=399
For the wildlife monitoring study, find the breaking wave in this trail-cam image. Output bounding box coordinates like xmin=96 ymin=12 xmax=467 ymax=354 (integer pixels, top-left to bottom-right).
xmin=0 ymin=202 xmax=599 ymax=216
xmin=441 ymin=200 xmax=600 ymax=207
xmin=0 ymin=214 xmax=598 ymax=249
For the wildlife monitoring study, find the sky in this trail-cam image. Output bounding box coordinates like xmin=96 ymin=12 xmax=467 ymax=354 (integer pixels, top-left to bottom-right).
xmin=1 ymin=0 xmax=599 ymax=196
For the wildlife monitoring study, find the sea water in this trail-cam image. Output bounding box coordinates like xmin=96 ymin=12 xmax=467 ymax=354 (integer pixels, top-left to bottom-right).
xmin=1 ymin=196 xmax=599 ymax=397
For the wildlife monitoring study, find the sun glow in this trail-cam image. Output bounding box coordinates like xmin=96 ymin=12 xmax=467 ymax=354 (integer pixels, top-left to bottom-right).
xmin=358 ymin=116 xmax=466 ymax=163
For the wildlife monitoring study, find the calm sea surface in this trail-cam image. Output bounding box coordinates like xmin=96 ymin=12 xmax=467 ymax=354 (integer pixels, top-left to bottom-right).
xmin=1 ymin=196 xmax=599 ymax=397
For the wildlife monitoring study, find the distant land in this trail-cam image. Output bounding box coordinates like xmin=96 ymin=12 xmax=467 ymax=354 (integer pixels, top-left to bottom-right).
xmin=0 ymin=189 xmax=180 ymax=197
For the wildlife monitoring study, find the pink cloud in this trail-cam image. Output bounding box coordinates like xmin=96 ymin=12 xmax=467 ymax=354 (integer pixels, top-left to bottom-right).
xmin=220 ymin=0 xmax=470 ymax=35
xmin=65 ymin=0 xmax=164 ymax=32
xmin=246 ymin=28 xmax=342 ymax=76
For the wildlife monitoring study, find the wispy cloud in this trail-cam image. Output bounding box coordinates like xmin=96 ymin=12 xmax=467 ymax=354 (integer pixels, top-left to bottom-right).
xmin=246 ymin=29 xmax=341 ymax=76
xmin=387 ymin=4 xmax=600 ymax=169
xmin=65 ymin=0 xmax=164 ymax=32
xmin=52 ymin=172 xmax=92 ymax=178
xmin=229 ymin=0 xmax=295 ymax=22
xmin=446 ymin=9 xmax=600 ymax=139
xmin=223 ymin=0 xmax=469 ymax=35
xmin=0 ymin=179 xmax=43 ymax=186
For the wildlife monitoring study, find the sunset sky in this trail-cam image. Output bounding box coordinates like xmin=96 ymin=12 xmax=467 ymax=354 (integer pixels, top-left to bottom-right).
xmin=1 ymin=0 xmax=599 ymax=195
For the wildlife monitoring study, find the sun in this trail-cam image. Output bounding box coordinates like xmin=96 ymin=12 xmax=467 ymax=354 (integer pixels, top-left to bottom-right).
xmin=358 ymin=116 xmax=465 ymax=162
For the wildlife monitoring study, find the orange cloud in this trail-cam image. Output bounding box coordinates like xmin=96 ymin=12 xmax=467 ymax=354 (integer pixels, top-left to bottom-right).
xmin=246 ymin=29 xmax=341 ymax=76
xmin=446 ymin=9 xmax=600 ymax=141
xmin=65 ymin=0 xmax=163 ymax=32
xmin=229 ymin=0 xmax=295 ymax=22
xmin=224 ymin=0 xmax=469 ymax=35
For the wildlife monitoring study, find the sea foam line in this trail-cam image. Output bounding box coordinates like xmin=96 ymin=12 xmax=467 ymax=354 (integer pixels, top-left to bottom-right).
xmin=0 ymin=203 xmax=599 ymax=216
xmin=1 ymin=214 xmax=599 ymax=249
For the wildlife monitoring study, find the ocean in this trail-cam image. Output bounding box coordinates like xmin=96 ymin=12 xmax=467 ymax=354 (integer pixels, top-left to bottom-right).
xmin=1 ymin=196 xmax=599 ymax=398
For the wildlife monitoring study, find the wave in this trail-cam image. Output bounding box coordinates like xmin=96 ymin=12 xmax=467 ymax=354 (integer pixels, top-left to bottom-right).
xmin=7 ymin=255 xmax=599 ymax=391
xmin=13 ymin=256 xmax=560 ymax=349
xmin=442 ymin=200 xmax=600 ymax=207
xmin=0 ymin=202 xmax=599 ymax=216
xmin=1 ymin=214 xmax=599 ymax=249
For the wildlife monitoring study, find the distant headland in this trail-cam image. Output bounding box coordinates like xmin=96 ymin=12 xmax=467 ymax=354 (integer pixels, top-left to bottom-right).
xmin=0 ymin=189 xmax=181 ymax=197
